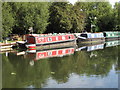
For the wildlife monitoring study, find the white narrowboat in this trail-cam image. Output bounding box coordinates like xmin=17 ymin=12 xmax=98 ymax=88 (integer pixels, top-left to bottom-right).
xmin=77 ymin=32 xmax=105 ymax=43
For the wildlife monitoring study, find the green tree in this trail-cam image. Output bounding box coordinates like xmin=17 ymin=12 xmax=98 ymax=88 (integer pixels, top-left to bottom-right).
xmin=71 ymin=5 xmax=85 ymax=32
xmin=47 ymin=2 xmax=72 ymax=33
xmin=2 ymin=2 xmax=15 ymax=38
xmin=46 ymin=2 xmax=85 ymax=33
xmin=9 ymin=2 xmax=50 ymax=34
xmin=113 ymin=2 xmax=120 ymax=31
xmin=97 ymin=12 xmax=116 ymax=31
xmin=75 ymin=2 xmax=114 ymax=32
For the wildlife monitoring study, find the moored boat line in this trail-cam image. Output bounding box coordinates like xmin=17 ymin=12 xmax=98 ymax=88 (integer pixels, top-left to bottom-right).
xmin=25 ymin=31 xmax=120 ymax=50
xmin=23 ymin=40 xmax=120 ymax=60
xmin=0 ymin=31 xmax=120 ymax=52
xmin=75 ymin=31 xmax=120 ymax=43
xmin=11 ymin=39 xmax=120 ymax=61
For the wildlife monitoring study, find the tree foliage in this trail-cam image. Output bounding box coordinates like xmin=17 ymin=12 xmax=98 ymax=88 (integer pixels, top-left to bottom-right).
xmin=2 ymin=2 xmax=50 ymax=36
xmin=2 ymin=2 xmax=119 ymax=38
xmin=11 ymin=2 xmax=50 ymax=34
xmin=75 ymin=2 xmax=116 ymax=32
xmin=46 ymin=2 xmax=85 ymax=33
xmin=113 ymin=2 xmax=120 ymax=31
xmin=2 ymin=3 xmax=15 ymax=37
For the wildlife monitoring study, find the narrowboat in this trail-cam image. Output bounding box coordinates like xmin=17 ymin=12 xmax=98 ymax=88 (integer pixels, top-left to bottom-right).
xmin=104 ymin=31 xmax=120 ymax=41
xmin=77 ymin=32 xmax=105 ymax=43
xmin=26 ymin=33 xmax=76 ymax=50
xmin=27 ymin=47 xmax=75 ymax=60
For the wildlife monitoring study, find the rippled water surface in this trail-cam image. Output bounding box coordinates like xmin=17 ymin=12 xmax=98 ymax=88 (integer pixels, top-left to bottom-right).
xmin=2 ymin=41 xmax=120 ymax=88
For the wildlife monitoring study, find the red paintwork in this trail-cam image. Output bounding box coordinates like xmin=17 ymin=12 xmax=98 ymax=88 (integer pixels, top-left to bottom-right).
xmin=27 ymin=36 xmax=36 ymax=44
xmin=33 ymin=48 xmax=75 ymax=60
xmin=26 ymin=34 xmax=75 ymax=45
xmin=28 ymin=46 xmax=36 ymax=49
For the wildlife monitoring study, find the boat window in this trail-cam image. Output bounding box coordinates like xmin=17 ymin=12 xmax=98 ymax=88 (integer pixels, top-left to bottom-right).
xmin=56 ymin=37 xmax=58 ymax=40
xmin=48 ymin=51 xmax=52 ymax=56
xmin=62 ymin=50 xmax=66 ymax=54
xmin=80 ymin=34 xmax=87 ymax=38
xmin=68 ymin=49 xmax=71 ymax=53
xmin=39 ymin=54 xmax=44 ymax=57
xmin=39 ymin=39 xmax=42 ymax=41
xmin=62 ymin=36 xmax=65 ymax=40
xmin=48 ymin=37 xmax=52 ymax=41
xmin=68 ymin=36 xmax=71 ymax=39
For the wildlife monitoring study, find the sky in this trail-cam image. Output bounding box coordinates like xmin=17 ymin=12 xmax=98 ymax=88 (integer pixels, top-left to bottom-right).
xmin=109 ymin=0 xmax=119 ymax=6
xmin=68 ymin=0 xmax=120 ymax=6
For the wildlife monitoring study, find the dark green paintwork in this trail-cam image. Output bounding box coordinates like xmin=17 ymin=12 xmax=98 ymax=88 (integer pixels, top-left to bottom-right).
xmin=104 ymin=31 xmax=120 ymax=38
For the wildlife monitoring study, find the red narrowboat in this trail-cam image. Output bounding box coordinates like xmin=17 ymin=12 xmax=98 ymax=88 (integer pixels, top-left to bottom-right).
xmin=26 ymin=33 xmax=76 ymax=49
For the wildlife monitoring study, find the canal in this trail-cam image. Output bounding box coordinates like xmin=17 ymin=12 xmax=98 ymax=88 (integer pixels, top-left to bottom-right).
xmin=2 ymin=41 xmax=120 ymax=88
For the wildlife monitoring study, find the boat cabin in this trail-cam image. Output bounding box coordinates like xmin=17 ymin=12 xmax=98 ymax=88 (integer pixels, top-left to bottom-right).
xmin=26 ymin=34 xmax=76 ymax=45
xmin=80 ymin=33 xmax=104 ymax=39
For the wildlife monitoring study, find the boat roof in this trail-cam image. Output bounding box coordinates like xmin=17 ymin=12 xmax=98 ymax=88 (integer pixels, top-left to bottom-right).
xmin=28 ymin=33 xmax=74 ymax=37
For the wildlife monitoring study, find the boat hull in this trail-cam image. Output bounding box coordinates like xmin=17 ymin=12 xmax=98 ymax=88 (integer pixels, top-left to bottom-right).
xmin=77 ymin=38 xmax=105 ymax=43
xmin=77 ymin=32 xmax=105 ymax=43
xmin=26 ymin=40 xmax=76 ymax=51
xmin=105 ymin=37 xmax=120 ymax=41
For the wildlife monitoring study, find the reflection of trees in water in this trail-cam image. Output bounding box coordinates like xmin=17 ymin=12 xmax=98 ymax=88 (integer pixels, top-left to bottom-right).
xmin=49 ymin=46 xmax=119 ymax=83
xmin=83 ymin=46 xmax=119 ymax=76
xmin=48 ymin=52 xmax=88 ymax=83
xmin=2 ymin=53 xmax=51 ymax=88
xmin=2 ymin=54 xmax=16 ymax=88
xmin=2 ymin=46 xmax=120 ymax=88
xmin=49 ymin=55 xmax=75 ymax=83
xmin=114 ymin=46 xmax=120 ymax=71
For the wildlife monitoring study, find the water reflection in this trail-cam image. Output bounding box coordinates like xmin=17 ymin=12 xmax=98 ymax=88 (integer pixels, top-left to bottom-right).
xmin=27 ymin=47 xmax=75 ymax=61
xmin=76 ymin=43 xmax=104 ymax=52
xmin=2 ymin=40 xmax=120 ymax=88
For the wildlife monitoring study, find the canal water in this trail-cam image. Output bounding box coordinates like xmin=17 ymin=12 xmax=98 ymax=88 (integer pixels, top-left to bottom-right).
xmin=2 ymin=41 xmax=120 ymax=88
